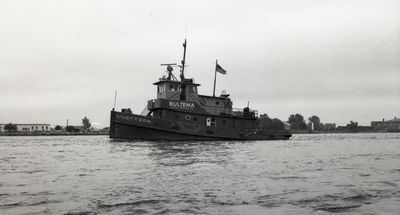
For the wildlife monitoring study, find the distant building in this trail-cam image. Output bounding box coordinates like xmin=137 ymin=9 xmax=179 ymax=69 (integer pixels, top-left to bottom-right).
xmin=335 ymin=125 xmax=371 ymax=133
xmin=335 ymin=126 xmax=347 ymax=132
xmin=0 ymin=124 xmax=52 ymax=132
xmin=371 ymin=117 xmax=400 ymax=132
xmin=0 ymin=124 xmax=5 ymax=132
xmin=357 ymin=126 xmax=372 ymax=132
xmin=65 ymin=125 xmax=83 ymax=132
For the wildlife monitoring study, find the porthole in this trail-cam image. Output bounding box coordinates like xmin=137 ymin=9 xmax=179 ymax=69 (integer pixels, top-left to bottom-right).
xmin=185 ymin=115 xmax=191 ymax=121
xmin=216 ymin=101 xmax=220 ymax=105
xmin=222 ymin=120 xmax=226 ymax=124
xmin=193 ymin=117 xmax=198 ymax=121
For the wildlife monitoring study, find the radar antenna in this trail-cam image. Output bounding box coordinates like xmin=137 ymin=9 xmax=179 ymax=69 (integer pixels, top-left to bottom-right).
xmin=160 ymin=63 xmax=177 ymax=81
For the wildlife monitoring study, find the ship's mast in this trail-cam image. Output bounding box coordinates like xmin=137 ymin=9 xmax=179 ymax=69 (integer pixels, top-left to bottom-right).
xmin=180 ymin=39 xmax=187 ymax=81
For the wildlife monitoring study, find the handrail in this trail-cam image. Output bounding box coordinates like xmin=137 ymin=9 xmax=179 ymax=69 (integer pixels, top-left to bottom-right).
xmin=232 ymin=108 xmax=258 ymax=118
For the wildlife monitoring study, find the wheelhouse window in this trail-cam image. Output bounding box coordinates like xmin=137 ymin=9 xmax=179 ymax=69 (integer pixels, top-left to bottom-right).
xmin=168 ymin=83 xmax=179 ymax=92
xmin=158 ymin=85 xmax=166 ymax=93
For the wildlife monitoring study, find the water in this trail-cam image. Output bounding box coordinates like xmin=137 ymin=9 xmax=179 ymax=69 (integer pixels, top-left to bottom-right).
xmin=1 ymin=133 xmax=400 ymax=215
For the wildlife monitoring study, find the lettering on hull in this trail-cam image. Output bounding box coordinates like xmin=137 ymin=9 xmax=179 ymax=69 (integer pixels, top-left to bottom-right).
xmin=116 ymin=114 xmax=151 ymax=124
xmin=169 ymin=101 xmax=195 ymax=109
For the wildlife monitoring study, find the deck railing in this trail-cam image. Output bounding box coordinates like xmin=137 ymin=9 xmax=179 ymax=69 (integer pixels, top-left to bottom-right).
xmin=232 ymin=108 xmax=258 ymax=118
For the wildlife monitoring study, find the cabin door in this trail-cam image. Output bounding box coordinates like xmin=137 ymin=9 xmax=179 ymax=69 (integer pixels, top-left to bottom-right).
xmin=180 ymin=85 xmax=186 ymax=101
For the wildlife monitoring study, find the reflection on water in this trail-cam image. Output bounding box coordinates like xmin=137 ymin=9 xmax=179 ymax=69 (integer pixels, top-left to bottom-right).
xmin=147 ymin=141 xmax=233 ymax=167
xmin=1 ymin=133 xmax=400 ymax=215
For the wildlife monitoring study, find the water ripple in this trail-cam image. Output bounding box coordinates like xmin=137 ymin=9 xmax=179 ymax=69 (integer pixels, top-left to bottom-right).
xmin=0 ymin=133 xmax=400 ymax=214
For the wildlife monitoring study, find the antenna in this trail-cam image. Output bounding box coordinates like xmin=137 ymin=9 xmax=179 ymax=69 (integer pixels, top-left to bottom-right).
xmin=113 ymin=90 xmax=118 ymax=110
xmin=180 ymin=39 xmax=187 ymax=80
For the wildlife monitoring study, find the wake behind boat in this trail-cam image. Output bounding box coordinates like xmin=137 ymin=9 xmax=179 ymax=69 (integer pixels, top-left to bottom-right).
xmin=109 ymin=40 xmax=291 ymax=141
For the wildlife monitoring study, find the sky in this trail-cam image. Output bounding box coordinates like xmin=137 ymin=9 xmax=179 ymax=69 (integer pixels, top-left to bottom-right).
xmin=0 ymin=0 xmax=399 ymax=127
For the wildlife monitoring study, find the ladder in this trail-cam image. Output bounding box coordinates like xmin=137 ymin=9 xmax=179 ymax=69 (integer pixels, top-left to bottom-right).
xmin=140 ymin=104 xmax=150 ymax=116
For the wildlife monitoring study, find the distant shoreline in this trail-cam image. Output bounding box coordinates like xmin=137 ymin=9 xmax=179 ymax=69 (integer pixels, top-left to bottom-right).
xmin=291 ymin=130 xmax=398 ymax=134
xmin=0 ymin=132 xmax=108 ymax=136
xmin=1 ymin=131 xmax=397 ymax=137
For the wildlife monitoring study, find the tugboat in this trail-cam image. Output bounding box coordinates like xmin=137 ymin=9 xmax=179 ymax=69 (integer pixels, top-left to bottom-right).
xmin=109 ymin=40 xmax=291 ymax=140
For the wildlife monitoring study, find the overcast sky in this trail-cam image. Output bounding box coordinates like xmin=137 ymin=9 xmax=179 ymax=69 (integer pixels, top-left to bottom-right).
xmin=0 ymin=0 xmax=399 ymax=127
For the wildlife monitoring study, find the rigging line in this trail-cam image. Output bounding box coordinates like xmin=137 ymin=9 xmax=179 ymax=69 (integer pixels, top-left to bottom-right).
xmin=186 ymin=61 xmax=215 ymax=66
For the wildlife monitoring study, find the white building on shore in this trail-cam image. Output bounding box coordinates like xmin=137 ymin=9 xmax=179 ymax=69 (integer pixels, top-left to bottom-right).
xmin=0 ymin=124 xmax=52 ymax=132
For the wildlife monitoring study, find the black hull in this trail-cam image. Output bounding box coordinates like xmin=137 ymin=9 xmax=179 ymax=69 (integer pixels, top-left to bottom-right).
xmin=110 ymin=122 xmax=220 ymax=141
xmin=109 ymin=111 xmax=291 ymax=141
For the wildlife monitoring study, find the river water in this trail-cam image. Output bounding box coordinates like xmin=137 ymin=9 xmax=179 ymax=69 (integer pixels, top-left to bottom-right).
xmin=1 ymin=133 xmax=400 ymax=215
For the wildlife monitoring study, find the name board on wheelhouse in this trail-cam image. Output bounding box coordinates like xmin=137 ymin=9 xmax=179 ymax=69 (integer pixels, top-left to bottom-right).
xmin=169 ymin=101 xmax=195 ymax=109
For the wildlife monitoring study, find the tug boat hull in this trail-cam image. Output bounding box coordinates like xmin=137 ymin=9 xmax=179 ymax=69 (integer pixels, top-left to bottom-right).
xmin=110 ymin=111 xmax=291 ymax=141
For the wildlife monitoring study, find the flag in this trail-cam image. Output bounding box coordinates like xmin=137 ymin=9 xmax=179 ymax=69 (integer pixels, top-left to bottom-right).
xmin=215 ymin=63 xmax=227 ymax=75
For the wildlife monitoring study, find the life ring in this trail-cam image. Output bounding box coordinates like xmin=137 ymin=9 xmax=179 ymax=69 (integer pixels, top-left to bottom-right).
xmin=206 ymin=118 xmax=211 ymax=126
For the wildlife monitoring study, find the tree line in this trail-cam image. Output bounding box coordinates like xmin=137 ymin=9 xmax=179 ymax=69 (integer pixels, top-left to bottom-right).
xmin=257 ymin=113 xmax=358 ymax=132
xmin=55 ymin=116 xmax=92 ymax=132
xmin=287 ymin=114 xmax=337 ymax=131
